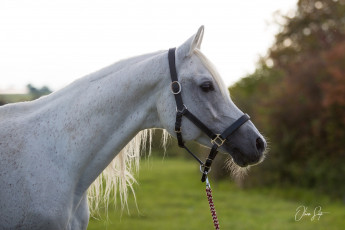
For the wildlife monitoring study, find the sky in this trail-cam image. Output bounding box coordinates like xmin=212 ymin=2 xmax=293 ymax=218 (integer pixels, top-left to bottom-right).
xmin=0 ymin=0 xmax=297 ymax=93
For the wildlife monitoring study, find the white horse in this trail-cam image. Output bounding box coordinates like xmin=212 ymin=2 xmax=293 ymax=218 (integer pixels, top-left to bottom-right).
xmin=0 ymin=26 xmax=266 ymax=230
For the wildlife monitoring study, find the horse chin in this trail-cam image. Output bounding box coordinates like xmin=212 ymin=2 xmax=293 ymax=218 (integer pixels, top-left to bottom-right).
xmin=226 ymin=148 xmax=248 ymax=167
xmin=222 ymin=146 xmax=263 ymax=168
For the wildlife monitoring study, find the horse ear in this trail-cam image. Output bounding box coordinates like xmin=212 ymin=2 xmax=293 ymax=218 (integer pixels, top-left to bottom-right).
xmin=176 ymin=25 xmax=204 ymax=59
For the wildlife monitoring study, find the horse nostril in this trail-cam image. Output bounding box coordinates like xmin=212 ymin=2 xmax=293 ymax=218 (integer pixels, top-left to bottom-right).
xmin=256 ymin=137 xmax=265 ymax=153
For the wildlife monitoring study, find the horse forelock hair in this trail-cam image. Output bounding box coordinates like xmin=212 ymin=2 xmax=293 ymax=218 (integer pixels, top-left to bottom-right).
xmin=88 ymin=129 xmax=169 ymax=215
xmin=194 ymin=49 xmax=230 ymax=100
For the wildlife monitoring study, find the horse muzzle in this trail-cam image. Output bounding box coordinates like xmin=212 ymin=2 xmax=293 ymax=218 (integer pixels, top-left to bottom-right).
xmin=223 ymin=131 xmax=267 ymax=167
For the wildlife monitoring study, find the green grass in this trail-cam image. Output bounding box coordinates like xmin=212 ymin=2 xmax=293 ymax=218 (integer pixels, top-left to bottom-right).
xmin=0 ymin=94 xmax=31 ymax=104
xmin=88 ymin=157 xmax=344 ymax=230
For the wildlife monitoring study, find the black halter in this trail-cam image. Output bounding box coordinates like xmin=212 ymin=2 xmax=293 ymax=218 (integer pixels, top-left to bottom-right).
xmin=168 ymin=48 xmax=250 ymax=182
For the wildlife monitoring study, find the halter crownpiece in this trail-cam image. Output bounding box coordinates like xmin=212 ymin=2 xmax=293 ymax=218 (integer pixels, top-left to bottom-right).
xmin=168 ymin=48 xmax=250 ymax=182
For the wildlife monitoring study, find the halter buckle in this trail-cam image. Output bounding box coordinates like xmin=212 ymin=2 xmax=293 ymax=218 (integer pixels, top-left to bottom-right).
xmin=171 ymin=81 xmax=182 ymax=94
xmin=175 ymin=104 xmax=187 ymax=114
xmin=211 ymin=134 xmax=225 ymax=147
xmin=174 ymin=126 xmax=182 ymax=133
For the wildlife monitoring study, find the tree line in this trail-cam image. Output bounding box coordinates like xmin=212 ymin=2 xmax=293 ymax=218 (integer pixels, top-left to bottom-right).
xmin=229 ymin=0 xmax=345 ymax=198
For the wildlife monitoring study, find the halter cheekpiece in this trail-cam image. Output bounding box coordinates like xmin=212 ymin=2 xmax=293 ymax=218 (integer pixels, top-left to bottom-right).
xmin=168 ymin=48 xmax=250 ymax=182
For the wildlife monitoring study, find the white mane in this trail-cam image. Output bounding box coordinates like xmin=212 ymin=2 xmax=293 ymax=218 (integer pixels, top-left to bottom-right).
xmin=88 ymin=129 xmax=169 ymax=215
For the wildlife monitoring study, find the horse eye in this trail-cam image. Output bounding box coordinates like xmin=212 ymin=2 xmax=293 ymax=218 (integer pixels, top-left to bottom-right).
xmin=200 ymin=81 xmax=214 ymax=92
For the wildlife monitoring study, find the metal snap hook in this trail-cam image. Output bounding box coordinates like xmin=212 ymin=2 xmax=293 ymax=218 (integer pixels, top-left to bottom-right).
xmin=200 ymin=164 xmax=211 ymax=174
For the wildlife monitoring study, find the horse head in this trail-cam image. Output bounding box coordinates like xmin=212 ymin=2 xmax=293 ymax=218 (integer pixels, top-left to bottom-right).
xmin=157 ymin=26 xmax=267 ymax=168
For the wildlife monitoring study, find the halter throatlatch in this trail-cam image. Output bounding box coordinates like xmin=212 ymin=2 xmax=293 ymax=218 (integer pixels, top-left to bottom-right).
xmin=168 ymin=48 xmax=250 ymax=182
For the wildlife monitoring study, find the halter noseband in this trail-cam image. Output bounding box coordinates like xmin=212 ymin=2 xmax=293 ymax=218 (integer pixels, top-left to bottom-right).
xmin=168 ymin=48 xmax=250 ymax=182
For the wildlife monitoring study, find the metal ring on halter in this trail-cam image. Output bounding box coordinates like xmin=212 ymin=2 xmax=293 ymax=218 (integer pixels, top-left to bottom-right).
xmin=176 ymin=104 xmax=187 ymax=113
xmin=200 ymin=164 xmax=211 ymax=174
xmin=171 ymin=81 xmax=182 ymax=94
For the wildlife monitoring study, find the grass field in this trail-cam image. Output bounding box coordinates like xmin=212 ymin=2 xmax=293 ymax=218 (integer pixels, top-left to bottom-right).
xmin=87 ymin=156 xmax=344 ymax=230
xmin=0 ymin=94 xmax=31 ymax=104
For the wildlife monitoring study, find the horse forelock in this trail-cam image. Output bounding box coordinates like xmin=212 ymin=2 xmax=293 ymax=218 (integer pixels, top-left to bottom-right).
xmin=193 ymin=49 xmax=230 ymax=100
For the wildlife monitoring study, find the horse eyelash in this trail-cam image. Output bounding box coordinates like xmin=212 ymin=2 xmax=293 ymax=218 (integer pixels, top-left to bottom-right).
xmin=200 ymin=81 xmax=215 ymax=92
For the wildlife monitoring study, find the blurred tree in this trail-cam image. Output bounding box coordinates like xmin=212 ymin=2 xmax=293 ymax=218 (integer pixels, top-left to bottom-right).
xmin=27 ymin=84 xmax=52 ymax=99
xmin=271 ymin=0 xmax=345 ymax=68
xmin=226 ymin=0 xmax=345 ymax=198
xmin=267 ymin=0 xmax=345 ymax=162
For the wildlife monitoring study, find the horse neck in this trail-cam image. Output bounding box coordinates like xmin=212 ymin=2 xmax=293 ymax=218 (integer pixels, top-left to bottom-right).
xmin=40 ymin=51 xmax=169 ymax=193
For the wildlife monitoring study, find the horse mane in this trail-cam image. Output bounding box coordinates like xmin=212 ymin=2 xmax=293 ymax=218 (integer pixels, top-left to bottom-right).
xmin=87 ymin=49 xmax=230 ymax=215
xmin=87 ymin=129 xmax=169 ymax=215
